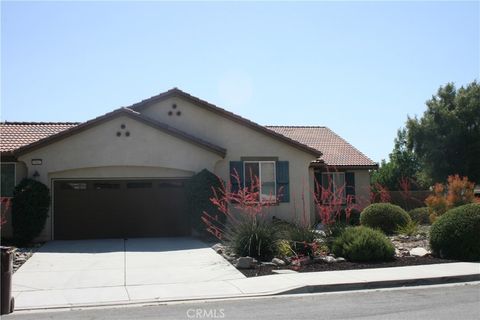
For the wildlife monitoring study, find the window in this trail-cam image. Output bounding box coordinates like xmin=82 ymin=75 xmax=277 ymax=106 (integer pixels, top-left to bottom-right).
xmin=61 ymin=182 xmax=87 ymax=190
xmin=244 ymin=161 xmax=276 ymax=202
xmin=1 ymin=163 xmax=15 ymax=197
xmin=94 ymin=183 xmax=120 ymax=190
xmin=127 ymin=182 xmax=152 ymax=189
xmin=321 ymin=172 xmax=346 ymax=203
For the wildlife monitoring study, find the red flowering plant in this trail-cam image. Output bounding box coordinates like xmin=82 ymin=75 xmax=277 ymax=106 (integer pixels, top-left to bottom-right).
xmin=201 ymin=170 xmax=280 ymax=260
xmin=370 ymin=182 xmax=391 ymax=204
xmin=314 ymin=176 xmax=360 ymax=228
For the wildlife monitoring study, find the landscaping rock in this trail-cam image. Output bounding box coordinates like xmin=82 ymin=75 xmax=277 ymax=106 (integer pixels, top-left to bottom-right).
xmin=211 ymin=243 xmax=224 ymax=254
xmin=323 ymin=256 xmax=337 ymax=263
xmin=409 ymin=247 xmax=430 ymax=257
xmin=335 ymin=257 xmax=346 ymax=263
xmin=260 ymin=262 xmax=277 ymax=267
xmin=234 ymin=256 xmax=255 ymax=269
xmin=271 ymin=257 xmax=286 ymax=266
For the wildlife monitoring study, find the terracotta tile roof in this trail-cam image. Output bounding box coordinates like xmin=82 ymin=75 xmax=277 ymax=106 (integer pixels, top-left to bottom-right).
xmin=266 ymin=126 xmax=377 ymax=167
xmin=0 ymin=122 xmax=79 ymax=153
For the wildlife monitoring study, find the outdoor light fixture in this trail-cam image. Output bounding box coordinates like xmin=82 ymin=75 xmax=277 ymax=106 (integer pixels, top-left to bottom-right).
xmin=31 ymin=159 xmax=42 ymax=165
xmin=32 ymin=171 xmax=40 ymax=179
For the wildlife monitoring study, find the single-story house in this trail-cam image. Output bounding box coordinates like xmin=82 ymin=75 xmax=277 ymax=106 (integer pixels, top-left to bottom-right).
xmin=0 ymin=88 xmax=377 ymax=241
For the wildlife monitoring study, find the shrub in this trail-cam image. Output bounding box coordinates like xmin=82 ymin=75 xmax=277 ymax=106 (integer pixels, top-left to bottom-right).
xmin=425 ymin=175 xmax=477 ymax=222
xmin=408 ymin=207 xmax=430 ymax=225
xmin=360 ymin=203 xmax=411 ymax=234
xmin=332 ymin=226 xmax=395 ymax=262
xmin=185 ymin=169 xmax=224 ymax=237
xmin=430 ymin=203 xmax=480 ymax=261
xmin=396 ymin=220 xmax=419 ymax=236
xmin=281 ymin=223 xmax=318 ymax=258
xmin=225 ymin=217 xmax=279 ymax=260
xmin=12 ymin=179 xmax=50 ymax=245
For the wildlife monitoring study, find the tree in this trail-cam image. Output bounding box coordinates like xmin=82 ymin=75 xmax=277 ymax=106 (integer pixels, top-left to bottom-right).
xmin=407 ymin=81 xmax=480 ymax=184
xmin=371 ymin=128 xmax=425 ymax=190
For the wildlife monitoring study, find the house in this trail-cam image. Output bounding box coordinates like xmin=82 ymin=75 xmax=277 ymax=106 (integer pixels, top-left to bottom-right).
xmin=0 ymin=88 xmax=377 ymax=241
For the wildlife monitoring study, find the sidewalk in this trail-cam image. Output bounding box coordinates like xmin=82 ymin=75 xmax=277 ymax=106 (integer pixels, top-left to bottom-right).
xmin=13 ymin=262 xmax=480 ymax=311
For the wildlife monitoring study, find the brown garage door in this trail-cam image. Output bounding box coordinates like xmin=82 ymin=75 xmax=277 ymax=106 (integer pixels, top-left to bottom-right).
xmin=53 ymin=179 xmax=190 ymax=240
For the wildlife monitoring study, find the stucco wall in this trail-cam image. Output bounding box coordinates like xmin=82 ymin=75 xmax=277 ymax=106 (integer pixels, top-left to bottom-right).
xmin=140 ymin=97 xmax=317 ymax=224
xmin=18 ymin=115 xmax=222 ymax=240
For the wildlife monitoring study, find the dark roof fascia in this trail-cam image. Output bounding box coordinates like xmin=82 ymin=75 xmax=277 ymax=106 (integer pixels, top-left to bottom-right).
xmin=129 ymin=88 xmax=322 ymax=157
xmin=14 ymin=108 xmax=226 ymax=158
xmin=1 ymin=152 xmax=17 ymax=162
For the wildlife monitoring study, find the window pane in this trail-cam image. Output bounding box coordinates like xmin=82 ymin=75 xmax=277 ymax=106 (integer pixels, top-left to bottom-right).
xmin=261 ymin=162 xmax=276 ymax=201
xmin=244 ymin=162 xmax=259 ymax=188
xmin=127 ymin=182 xmax=152 ymax=189
xmin=1 ymin=164 xmax=15 ymax=197
xmin=94 ymin=183 xmax=120 ymax=190
xmin=61 ymin=182 xmax=87 ymax=190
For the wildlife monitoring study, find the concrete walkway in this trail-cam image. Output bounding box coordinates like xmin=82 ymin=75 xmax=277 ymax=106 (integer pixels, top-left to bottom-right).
xmin=12 ymin=239 xmax=480 ymax=310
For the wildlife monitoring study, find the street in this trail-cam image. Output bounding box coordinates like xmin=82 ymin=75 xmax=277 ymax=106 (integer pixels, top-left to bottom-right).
xmin=6 ymin=283 xmax=480 ymax=320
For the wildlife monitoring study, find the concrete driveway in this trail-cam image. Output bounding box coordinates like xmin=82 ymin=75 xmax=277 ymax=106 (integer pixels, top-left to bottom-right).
xmin=13 ymin=238 xmax=245 ymax=309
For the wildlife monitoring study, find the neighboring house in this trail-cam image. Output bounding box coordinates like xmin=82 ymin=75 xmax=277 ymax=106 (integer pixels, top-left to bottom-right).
xmin=0 ymin=88 xmax=377 ymax=241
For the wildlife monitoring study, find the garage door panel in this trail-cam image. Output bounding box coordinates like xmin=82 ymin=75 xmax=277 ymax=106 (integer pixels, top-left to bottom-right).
xmin=54 ymin=179 xmax=190 ymax=240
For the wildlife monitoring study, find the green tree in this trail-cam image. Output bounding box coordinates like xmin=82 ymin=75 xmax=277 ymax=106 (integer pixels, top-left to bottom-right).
xmin=407 ymin=81 xmax=480 ymax=184
xmin=372 ymin=128 xmax=425 ymax=190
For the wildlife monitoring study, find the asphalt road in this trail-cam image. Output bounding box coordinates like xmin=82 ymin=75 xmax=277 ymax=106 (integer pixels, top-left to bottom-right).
xmin=6 ymin=283 xmax=480 ymax=320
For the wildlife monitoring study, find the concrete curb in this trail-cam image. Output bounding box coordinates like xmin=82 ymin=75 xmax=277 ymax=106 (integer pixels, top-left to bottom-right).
xmin=278 ymin=273 xmax=480 ymax=295
xmin=12 ymin=273 xmax=480 ymax=312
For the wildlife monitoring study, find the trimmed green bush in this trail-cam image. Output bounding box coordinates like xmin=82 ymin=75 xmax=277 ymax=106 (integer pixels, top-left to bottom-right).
xmin=408 ymin=207 xmax=430 ymax=225
xmin=185 ymin=169 xmax=224 ymax=237
xmin=430 ymin=203 xmax=480 ymax=261
xmin=226 ymin=217 xmax=279 ymax=260
xmin=360 ymin=203 xmax=411 ymax=234
xmin=332 ymin=226 xmax=395 ymax=262
xmin=12 ymin=178 xmax=50 ymax=245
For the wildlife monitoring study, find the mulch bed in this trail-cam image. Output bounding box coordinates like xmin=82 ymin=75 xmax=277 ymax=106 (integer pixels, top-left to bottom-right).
xmin=239 ymin=256 xmax=459 ymax=277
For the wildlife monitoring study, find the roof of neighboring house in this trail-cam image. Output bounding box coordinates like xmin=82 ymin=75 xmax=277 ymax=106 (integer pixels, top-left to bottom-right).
xmin=128 ymin=88 xmax=322 ymax=157
xmin=0 ymin=122 xmax=79 ymax=153
xmin=266 ymin=126 xmax=377 ymax=168
xmin=11 ymin=108 xmax=227 ymax=157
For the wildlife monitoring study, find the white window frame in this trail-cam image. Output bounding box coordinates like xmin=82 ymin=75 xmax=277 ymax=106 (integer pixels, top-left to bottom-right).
xmin=243 ymin=161 xmax=277 ymax=202
xmin=321 ymin=172 xmax=346 ymax=203
xmin=1 ymin=162 xmax=16 ymax=198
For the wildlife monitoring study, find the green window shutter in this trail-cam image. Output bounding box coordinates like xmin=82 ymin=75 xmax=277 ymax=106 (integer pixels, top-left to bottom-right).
xmin=229 ymin=161 xmax=244 ymax=193
xmin=276 ymin=161 xmax=289 ymax=202
xmin=1 ymin=164 xmax=15 ymax=197
xmin=345 ymin=172 xmax=356 ymax=203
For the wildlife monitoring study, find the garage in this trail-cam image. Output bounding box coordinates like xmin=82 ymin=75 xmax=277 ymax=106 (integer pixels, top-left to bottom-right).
xmin=53 ymin=179 xmax=190 ymax=240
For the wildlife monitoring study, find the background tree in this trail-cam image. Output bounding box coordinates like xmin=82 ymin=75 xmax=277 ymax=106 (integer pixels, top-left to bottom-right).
xmin=372 ymin=128 xmax=425 ymax=190
xmin=406 ymin=81 xmax=480 ymax=184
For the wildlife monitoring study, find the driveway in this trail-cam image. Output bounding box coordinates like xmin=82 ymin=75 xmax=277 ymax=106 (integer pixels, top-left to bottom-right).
xmin=13 ymin=238 xmax=245 ymax=309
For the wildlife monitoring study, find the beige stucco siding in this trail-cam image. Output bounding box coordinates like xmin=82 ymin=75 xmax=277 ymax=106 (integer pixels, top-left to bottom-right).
xmin=140 ymin=97 xmax=317 ymax=224
xmin=17 ymin=115 xmax=222 ymax=240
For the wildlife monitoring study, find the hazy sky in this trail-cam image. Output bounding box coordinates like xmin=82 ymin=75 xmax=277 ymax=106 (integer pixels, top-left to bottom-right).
xmin=2 ymin=1 xmax=479 ymax=163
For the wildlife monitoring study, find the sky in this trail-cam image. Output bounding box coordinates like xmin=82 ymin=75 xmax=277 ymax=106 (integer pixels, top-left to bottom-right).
xmin=1 ymin=1 xmax=479 ymax=163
